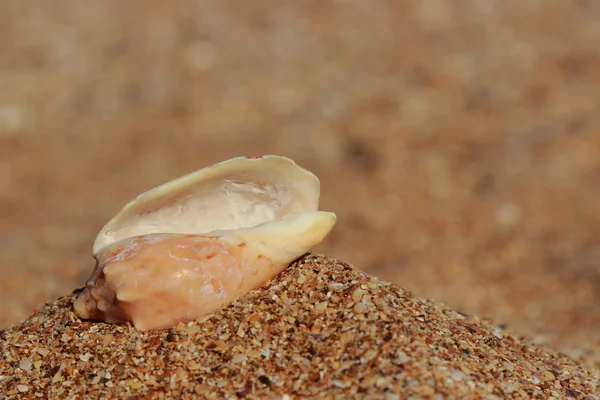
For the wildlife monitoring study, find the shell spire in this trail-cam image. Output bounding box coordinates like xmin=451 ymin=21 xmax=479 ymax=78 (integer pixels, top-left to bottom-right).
xmin=73 ymin=155 xmax=336 ymax=331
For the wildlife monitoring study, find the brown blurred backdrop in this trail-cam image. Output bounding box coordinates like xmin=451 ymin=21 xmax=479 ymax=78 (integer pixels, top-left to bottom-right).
xmin=1 ymin=1 xmax=599 ymax=366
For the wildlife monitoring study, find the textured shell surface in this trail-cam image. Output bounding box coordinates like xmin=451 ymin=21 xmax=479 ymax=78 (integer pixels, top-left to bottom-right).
xmin=74 ymin=155 xmax=336 ymax=330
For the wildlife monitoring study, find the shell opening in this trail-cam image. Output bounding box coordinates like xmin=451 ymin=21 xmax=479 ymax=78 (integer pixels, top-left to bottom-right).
xmin=93 ymin=156 xmax=320 ymax=255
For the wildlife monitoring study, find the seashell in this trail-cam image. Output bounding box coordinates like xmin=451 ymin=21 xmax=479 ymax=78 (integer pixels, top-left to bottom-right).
xmin=73 ymin=155 xmax=336 ymax=331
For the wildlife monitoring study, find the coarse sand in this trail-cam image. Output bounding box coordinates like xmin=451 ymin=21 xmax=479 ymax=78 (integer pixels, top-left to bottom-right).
xmin=1 ymin=255 xmax=598 ymax=399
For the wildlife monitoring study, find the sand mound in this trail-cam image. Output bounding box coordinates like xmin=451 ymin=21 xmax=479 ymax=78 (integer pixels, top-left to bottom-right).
xmin=1 ymin=255 xmax=598 ymax=398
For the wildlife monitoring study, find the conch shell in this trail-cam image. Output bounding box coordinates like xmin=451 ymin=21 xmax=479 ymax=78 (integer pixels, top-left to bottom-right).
xmin=73 ymin=155 xmax=336 ymax=331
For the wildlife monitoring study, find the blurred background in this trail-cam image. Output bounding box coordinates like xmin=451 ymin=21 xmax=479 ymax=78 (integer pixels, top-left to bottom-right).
xmin=1 ymin=0 xmax=599 ymax=368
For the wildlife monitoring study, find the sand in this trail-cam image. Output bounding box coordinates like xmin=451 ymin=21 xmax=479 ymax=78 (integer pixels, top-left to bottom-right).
xmin=2 ymin=0 xmax=600 ymax=390
xmin=1 ymin=255 xmax=598 ymax=399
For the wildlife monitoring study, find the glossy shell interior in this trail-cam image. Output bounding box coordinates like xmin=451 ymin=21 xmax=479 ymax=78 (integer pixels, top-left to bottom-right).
xmin=93 ymin=155 xmax=320 ymax=255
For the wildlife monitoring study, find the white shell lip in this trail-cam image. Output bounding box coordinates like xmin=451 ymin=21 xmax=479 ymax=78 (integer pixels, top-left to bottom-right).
xmin=93 ymin=155 xmax=321 ymax=255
